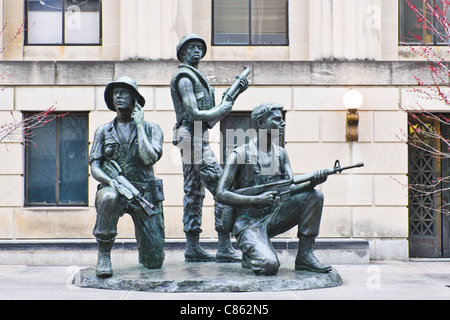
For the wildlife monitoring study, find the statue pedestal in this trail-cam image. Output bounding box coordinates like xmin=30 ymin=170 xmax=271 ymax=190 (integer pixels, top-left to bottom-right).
xmin=75 ymin=262 xmax=343 ymax=293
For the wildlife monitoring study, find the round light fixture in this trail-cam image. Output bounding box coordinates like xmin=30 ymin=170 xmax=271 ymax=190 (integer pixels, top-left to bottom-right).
xmin=343 ymin=89 xmax=363 ymax=111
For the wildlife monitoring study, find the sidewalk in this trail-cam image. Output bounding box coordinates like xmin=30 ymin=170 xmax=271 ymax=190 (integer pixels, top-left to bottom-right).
xmin=0 ymin=260 xmax=448 ymax=300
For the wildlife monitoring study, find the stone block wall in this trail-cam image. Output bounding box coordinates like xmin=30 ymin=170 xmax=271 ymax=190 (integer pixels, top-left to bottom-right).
xmin=0 ymin=60 xmax=417 ymax=260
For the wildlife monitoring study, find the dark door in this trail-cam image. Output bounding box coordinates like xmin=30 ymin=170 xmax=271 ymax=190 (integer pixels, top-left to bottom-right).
xmin=408 ymin=114 xmax=449 ymax=257
xmin=440 ymin=122 xmax=450 ymax=257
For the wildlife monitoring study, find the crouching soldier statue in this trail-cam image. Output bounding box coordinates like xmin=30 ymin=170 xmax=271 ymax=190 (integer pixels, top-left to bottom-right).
xmin=217 ymin=102 xmax=332 ymax=276
xmin=89 ymin=76 xmax=165 ymax=278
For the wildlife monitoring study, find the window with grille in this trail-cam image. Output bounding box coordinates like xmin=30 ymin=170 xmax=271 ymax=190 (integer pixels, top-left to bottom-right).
xmin=212 ymin=0 xmax=288 ymax=46
xmin=25 ymin=0 xmax=102 ymax=45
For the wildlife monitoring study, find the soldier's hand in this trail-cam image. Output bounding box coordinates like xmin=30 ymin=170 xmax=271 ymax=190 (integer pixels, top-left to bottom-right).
xmin=255 ymin=191 xmax=277 ymax=207
xmin=131 ymin=103 xmax=144 ymax=126
xmin=239 ymin=77 xmax=249 ymax=93
xmin=311 ymin=170 xmax=328 ymax=188
xmin=109 ymin=179 xmax=119 ymax=189
xmin=221 ymin=94 xmax=233 ymax=113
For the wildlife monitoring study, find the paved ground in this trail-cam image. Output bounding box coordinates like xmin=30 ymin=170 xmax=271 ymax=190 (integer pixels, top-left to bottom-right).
xmin=0 ymin=260 xmax=448 ymax=300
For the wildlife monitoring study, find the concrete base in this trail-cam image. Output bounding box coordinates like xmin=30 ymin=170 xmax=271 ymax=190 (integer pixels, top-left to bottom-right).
xmin=76 ymin=262 xmax=343 ymax=293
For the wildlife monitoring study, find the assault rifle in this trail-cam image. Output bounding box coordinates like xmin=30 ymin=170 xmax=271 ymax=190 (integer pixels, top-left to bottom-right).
xmin=103 ymin=160 xmax=158 ymax=216
xmin=234 ymin=160 xmax=364 ymax=203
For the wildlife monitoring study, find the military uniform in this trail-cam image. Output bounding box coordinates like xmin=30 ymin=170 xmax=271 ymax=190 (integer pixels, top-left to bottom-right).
xmin=170 ymin=33 xmax=242 ymax=263
xmin=90 ymin=118 xmax=165 ymax=269
xmin=230 ymin=140 xmax=325 ymax=275
xmin=170 ymin=63 xmax=226 ymax=235
xmin=89 ymin=74 xmax=166 ymax=274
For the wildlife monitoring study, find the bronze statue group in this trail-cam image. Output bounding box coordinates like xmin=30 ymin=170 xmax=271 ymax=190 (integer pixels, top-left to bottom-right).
xmin=90 ymin=33 xmax=333 ymax=278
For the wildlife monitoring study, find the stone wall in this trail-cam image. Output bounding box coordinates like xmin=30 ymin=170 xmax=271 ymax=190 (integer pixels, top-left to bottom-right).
xmin=0 ymin=60 xmax=426 ymax=260
xmin=1 ymin=0 xmax=401 ymax=61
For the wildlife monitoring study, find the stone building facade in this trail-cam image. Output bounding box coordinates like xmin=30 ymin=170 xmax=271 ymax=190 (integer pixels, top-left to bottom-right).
xmin=0 ymin=0 xmax=447 ymax=263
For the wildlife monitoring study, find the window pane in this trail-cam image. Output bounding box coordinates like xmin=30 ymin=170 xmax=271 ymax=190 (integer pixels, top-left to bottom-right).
xmin=58 ymin=114 xmax=88 ymax=204
xmin=251 ymin=0 xmax=287 ymax=45
xmin=400 ymin=0 xmax=436 ymax=44
xmin=433 ymin=0 xmax=450 ymax=45
xmin=214 ymin=0 xmax=250 ymax=45
xmin=25 ymin=113 xmax=89 ymax=206
xmin=400 ymin=0 xmax=422 ymax=43
xmin=26 ymin=118 xmax=57 ymax=204
xmin=64 ymin=0 xmax=101 ymax=44
xmin=27 ymin=0 xmax=63 ymax=44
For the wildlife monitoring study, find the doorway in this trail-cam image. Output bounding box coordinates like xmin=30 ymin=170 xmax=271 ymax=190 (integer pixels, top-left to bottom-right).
xmin=408 ymin=113 xmax=450 ymax=257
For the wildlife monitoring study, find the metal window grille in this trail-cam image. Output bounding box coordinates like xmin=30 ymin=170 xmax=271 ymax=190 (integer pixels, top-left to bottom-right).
xmin=408 ymin=113 xmax=450 ymax=257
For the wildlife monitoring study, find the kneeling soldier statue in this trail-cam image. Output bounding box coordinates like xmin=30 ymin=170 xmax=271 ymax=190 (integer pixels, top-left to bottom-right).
xmin=90 ymin=76 xmax=165 ymax=278
xmin=217 ymin=102 xmax=364 ymax=276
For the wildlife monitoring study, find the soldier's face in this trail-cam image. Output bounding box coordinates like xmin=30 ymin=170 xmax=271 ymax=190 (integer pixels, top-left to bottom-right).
xmin=113 ymin=87 xmax=134 ymax=111
xmin=184 ymin=41 xmax=203 ymax=64
xmin=258 ymin=109 xmax=285 ymax=136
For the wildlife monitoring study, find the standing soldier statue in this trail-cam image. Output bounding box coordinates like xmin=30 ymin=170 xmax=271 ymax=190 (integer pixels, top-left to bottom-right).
xmin=90 ymin=76 xmax=165 ymax=277
xmin=170 ymin=33 xmax=249 ymax=262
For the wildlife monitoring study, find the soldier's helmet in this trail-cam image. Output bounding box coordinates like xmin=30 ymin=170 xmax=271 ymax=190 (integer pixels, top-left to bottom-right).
xmin=104 ymin=76 xmax=146 ymax=111
xmin=176 ymin=33 xmax=207 ymax=62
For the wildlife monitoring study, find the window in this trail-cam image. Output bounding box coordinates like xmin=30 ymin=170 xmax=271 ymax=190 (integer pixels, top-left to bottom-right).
xmin=220 ymin=112 xmax=285 ymax=165
xmin=399 ymin=0 xmax=450 ymax=45
xmin=213 ymin=0 xmax=288 ymax=45
xmin=25 ymin=0 xmax=102 ymax=45
xmin=25 ymin=113 xmax=89 ymax=206
xmin=221 ymin=112 xmax=254 ymax=164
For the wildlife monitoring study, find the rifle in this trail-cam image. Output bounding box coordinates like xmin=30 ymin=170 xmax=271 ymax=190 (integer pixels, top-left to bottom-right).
xmin=234 ymin=160 xmax=365 ymax=203
xmin=103 ymin=160 xmax=158 ymax=216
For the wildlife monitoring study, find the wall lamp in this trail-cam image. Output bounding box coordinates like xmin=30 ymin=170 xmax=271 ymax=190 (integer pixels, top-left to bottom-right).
xmin=343 ymin=88 xmax=363 ymax=142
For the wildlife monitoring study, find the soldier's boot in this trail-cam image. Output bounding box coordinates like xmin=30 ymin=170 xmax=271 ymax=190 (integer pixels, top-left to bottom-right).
xmin=295 ymin=235 xmax=332 ymax=273
xmin=96 ymin=240 xmax=114 ymax=278
xmin=185 ymin=232 xmax=216 ymax=262
xmin=216 ymin=232 xmax=241 ymax=263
